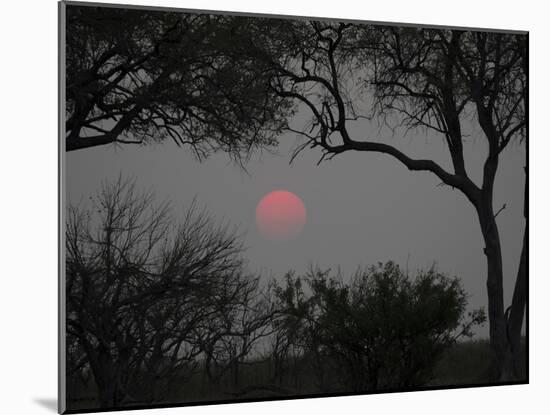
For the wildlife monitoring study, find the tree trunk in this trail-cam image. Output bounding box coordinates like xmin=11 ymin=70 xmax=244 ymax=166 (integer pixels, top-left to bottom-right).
xmin=232 ymin=344 xmax=240 ymax=389
xmin=96 ymin=376 xmax=117 ymax=408
xmin=476 ymin=197 xmax=515 ymax=381
xmin=507 ymin=229 xmax=527 ymax=378
xmin=93 ymin=361 xmax=119 ymax=408
xmin=506 ymin=166 xmax=528 ymax=379
xmin=87 ymin=346 xmax=124 ymax=408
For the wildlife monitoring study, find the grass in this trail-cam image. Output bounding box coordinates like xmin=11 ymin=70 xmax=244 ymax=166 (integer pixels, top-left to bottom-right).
xmin=430 ymin=337 xmax=527 ymax=386
xmin=430 ymin=339 xmax=494 ymax=386
xmin=66 ymin=338 xmax=527 ymax=411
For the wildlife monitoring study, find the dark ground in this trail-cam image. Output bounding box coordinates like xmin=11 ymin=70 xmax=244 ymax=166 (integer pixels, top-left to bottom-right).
xmin=66 ymin=338 xmax=527 ymax=412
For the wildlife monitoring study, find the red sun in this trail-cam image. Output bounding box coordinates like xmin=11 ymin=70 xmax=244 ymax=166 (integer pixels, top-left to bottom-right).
xmin=256 ymin=190 xmax=307 ymax=240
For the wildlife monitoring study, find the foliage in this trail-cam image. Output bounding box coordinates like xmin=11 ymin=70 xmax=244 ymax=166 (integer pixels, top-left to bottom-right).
xmin=66 ymin=177 xmax=271 ymax=406
xmin=65 ymin=174 xmax=486 ymax=408
xmin=237 ymin=18 xmax=526 ymax=380
xmin=64 ymin=7 xmax=528 ymax=403
xmin=66 ymin=7 xmax=293 ymax=156
xmin=272 ymin=262 xmax=485 ymax=390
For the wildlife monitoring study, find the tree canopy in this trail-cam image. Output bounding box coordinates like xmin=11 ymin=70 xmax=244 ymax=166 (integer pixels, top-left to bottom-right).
xmin=272 ymin=263 xmax=485 ymax=390
xmin=65 ymin=6 xmax=527 ymax=383
xmin=237 ymin=19 xmax=526 ymax=380
xmin=66 ymin=177 xmax=273 ymax=406
xmin=65 ymin=7 xmax=293 ymax=158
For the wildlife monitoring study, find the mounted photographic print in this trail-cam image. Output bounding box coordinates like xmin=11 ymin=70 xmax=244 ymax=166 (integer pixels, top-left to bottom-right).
xmin=58 ymin=1 xmax=528 ymax=413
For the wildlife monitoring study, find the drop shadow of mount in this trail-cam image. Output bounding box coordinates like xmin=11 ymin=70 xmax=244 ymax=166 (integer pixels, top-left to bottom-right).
xmin=34 ymin=398 xmax=57 ymax=413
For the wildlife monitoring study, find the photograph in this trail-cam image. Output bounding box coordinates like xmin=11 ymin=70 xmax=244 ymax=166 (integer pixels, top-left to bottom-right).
xmin=60 ymin=1 xmax=527 ymax=412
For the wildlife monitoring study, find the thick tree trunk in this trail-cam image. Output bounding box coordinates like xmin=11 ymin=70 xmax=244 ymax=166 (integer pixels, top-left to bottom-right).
xmin=476 ymin=197 xmax=515 ymax=381
xmin=76 ymin=337 xmax=121 ymax=407
xmin=507 ymin=229 xmax=527 ymax=378
xmin=87 ymin=347 xmax=124 ymax=408
xmin=506 ymin=167 xmax=528 ymax=378
xmin=96 ymin=375 xmax=118 ymax=408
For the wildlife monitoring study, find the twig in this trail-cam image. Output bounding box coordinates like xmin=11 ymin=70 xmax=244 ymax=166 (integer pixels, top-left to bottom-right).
xmin=494 ymin=203 xmax=507 ymax=219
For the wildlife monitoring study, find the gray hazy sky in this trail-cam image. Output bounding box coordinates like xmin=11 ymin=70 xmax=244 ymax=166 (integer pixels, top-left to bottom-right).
xmin=66 ymin=110 xmax=525 ymax=337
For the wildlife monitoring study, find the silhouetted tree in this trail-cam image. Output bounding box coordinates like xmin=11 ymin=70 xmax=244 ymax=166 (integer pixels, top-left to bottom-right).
xmin=366 ymin=28 xmax=527 ymax=380
xmin=268 ymin=272 xmax=312 ymax=389
xmin=66 ymin=177 xmax=263 ymax=407
xmin=273 ymin=263 xmax=485 ymax=391
xmin=65 ymin=6 xmax=527 ymax=382
xmin=65 ymin=6 xmax=292 ymax=156
xmin=244 ymin=21 xmax=526 ymax=380
xmin=196 ymin=277 xmax=278 ymax=391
